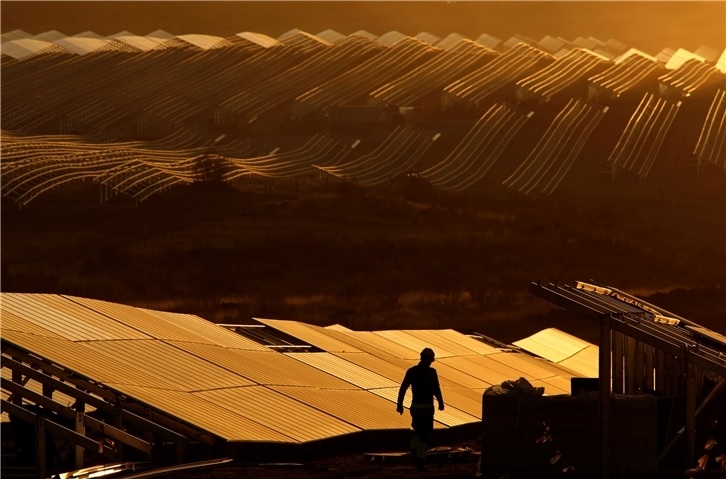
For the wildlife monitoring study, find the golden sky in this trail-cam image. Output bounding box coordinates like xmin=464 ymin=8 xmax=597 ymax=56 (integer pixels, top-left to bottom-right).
xmin=2 ymin=1 xmax=724 ymax=55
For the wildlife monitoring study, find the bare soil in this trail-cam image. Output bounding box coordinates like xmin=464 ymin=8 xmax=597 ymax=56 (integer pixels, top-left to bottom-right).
xmin=1 ymin=169 xmax=724 ymax=344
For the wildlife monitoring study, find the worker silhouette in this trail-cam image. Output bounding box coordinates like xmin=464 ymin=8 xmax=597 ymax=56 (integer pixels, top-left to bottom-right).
xmin=397 ymin=347 xmax=444 ymax=470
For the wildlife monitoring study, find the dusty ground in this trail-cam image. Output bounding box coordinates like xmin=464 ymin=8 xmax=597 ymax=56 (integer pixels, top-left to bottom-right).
xmin=138 ymin=445 xmax=482 ymax=479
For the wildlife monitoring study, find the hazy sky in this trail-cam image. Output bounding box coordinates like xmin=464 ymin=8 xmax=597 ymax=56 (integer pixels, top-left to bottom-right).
xmin=2 ymin=1 xmax=725 ymax=55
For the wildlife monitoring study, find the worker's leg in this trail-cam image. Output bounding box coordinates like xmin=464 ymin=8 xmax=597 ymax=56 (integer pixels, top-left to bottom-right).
xmin=410 ymin=407 xmax=435 ymax=470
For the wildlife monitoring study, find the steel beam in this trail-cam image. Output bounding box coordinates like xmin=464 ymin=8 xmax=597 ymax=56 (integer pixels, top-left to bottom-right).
xmin=2 ymin=354 xmax=189 ymax=446
xmin=1 ymin=378 xmax=153 ymax=454
xmin=1 ymin=399 xmax=101 ymax=452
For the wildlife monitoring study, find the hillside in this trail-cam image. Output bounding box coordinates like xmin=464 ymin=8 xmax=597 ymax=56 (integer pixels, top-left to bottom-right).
xmin=2 ymin=8 xmax=725 ymax=343
xmin=2 ymin=168 xmax=724 ymax=345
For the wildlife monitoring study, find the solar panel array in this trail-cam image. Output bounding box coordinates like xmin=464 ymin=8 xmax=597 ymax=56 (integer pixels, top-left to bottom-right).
xmin=1 ymin=292 xmax=590 ymax=446
xmin=2 ymin=29 xmax=724 ymax=206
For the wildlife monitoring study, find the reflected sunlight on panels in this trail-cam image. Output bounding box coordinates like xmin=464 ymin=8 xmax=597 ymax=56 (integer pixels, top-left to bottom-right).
xmin=514 ymin=328 xmax=600 ymax=378
xmin=285 ymin=352 xmax=400 ymax=390
xmin=440 ymin=386 xmax=491 ymax=416
xmin=403 ymin=329 xmax=500 ymax=356
xmin=1 ymin=309 xmax=65 ymax=337
xmin=439 ymin=355 xmax=533 ymax=388
xmin=330 ymin=351 xmax=423 ymax=383
xmin=269 ymin=386 xmax=416 ymax=431
xmin=560 ymin=346 xmax=600 ymax=378
xmin=2 ymin=330 xmax=176 ymax=389
xmin=194 ymin=386 xmax=360 ymax=442
xmin=80 ymin=339 xmax=256 ymax=391
xmin=1 ymin=293 xmax=152 ymax=341
xmin=168 ymin=342 xmax=333 ymax=387
xmin=116 ymin=385 xmax=296 ymax=443
xmin=369 ymin=387 xmax=477 ymax=427
xmin=488 ymin=350 xmax=580 ymax=381
xmin=321 ymin=327 xmax=422 ymax=359
xmin=324 ymin=329 xmax=423 ymax=360
xmin=68 ymin=296 xmax=216 ymax=343
xmin=1 ymin=292 xmax=595 ymax=445
xmin=255 ymin=318 xmax=364 ymax=352
xmin=142 ymin=309 xmax=269 ymax=350
xmin=373 ymin=330 xmax=460 ymax=358
xmin=404 ymin=358 xmax=494 ymax=390
xmin=514 ymin=328 xmax=594 ymax=363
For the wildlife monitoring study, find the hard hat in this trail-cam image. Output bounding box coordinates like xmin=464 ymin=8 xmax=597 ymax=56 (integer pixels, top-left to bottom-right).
xmin=420 ymin=348 xmax=435 ymax=361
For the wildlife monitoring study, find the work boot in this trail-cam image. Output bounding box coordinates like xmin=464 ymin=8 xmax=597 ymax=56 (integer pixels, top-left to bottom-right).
xmin=410 ymin=449 xmax=418 ymax=467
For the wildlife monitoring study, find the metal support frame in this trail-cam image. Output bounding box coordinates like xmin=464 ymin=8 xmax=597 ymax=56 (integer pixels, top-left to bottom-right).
xmin=2 ymin=351 xmax=189 ymax=447
xmin=599 ymin=314 xmax=612 ymax=479
xmin=1 ymin=379 xmax=153 ymax=455
xmin=2 ymin=399 xmax=102 ymax=479
xmin=529 ymin=280 xmax=726 ymax=475
xmin=2 ymin=346 xmax=201 ymax=471
xmin=658 ymin=379 xmax=726 ymax=464
xmin=685 ymin=356 xmax=697 ymax=468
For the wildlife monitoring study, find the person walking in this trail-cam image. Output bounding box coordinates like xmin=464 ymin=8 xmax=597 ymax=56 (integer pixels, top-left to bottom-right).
xmin=397 ymin=347 xmax=445 ymax=470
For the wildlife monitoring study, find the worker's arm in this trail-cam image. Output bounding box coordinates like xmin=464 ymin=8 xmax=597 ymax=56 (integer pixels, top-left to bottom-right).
xmin=433 ymin=370 xmax=444 ymax=410
xmin=396 ymin=371 xmax=411 ymax=414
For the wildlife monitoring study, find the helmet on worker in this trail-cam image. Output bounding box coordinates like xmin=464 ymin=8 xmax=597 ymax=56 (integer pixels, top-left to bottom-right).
xmin=420 ymin=347 xmax=435 ymax=362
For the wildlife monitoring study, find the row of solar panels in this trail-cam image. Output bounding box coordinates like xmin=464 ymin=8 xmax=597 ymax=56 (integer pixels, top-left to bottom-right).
xmin=0 ymin=81 xmax=721 ymax=208
xmin=2 ymin=27 xmax=724 ymax=64
xmin=1 ymin=29 xmax=723 ymax=206
xmin=2 ymin=29 xmax=723 ymax=132
xmin=4 ymin=78 xmax=723 ymax=208
xmin=0 ymin=292 xmax=597 ymax=445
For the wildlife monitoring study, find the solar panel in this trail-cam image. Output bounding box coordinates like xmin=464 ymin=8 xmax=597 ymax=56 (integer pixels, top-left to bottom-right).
xmin=439 ymin=355 xmax=531 ymax=387
xmin=170 ymin=343 xmax=353 ymax=388
xmin=3 ymin=330 xmax=169 ymax=389
xmin=487 ymin=350 xmax=580 ymax=382
xmin=560 ymin=346 xmax=600 ymax=378
xmin=370 ymin=387 xmax=477 ymax=427
xmin=255 ymin=318 xmax=364 ymax=352
xmin=81 ymin=340 xmax=255 ymax=392
xmin=401 ymin=358 xmax=493 ymax=390
xmin=320 ymin=328 xmax=418 ymax=359
xmin=285 ymin=352 xmax=399 ymax=390
xmin=1 ymin=292 xmax=593 ymax=448
xmin=142 ymin=309 xmax=269 ymax=350
xmin=335 ymin=330 xmax=422 ymax=359
xmin=0 ymin=309 xmax=65 ymax=337
xmin=194 ymin=386 xmax=360 ymax=442
xmin=513 ymin=328 xmax=593 ymax=363
xmin=374 ymin=330 xmax=459 ymax=358
xmin=117 ymin=385 xmax=295 ymax=442
xmin=2 ymin=293 xmax=151 ymax=341
xmin=403 ymin=329 xmax=500 ymax=356
xmin=329 ymin=351 xmax=413 ymax=382
xmin=68 ymin=296 xmax=216 ymax=343
xmin=270 ymin=386 xmax=417 ymax=431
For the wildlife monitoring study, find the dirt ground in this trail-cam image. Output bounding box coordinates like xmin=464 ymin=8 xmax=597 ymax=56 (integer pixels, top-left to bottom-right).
xmin=143 ymin=446 xmax=482 ymax=479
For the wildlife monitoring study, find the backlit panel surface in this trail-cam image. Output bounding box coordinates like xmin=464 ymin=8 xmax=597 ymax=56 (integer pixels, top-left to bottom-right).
xmin=169 ymin=342 xmax=353 ymax=388
xmin=81 ymin=340 xmax=255 ymax=391
xmin=2 ymin=293 xmax=151 ymax=341
xmin=256 ymin=318 xmax=363 ymax=352
xmin=513 ymin=328 xmax=593 ymax=363
xmin=194 ymin=386 xmax=360 ymax=442
xmin=67 ymin=296 xmax=214 ymax=343
xmin=142 ymin=309 xmax=269 ymax=350
xmin=271 ymin=386 xmax=416 ymax=430
xmin=285 ymin=352 xmax=399 ymax=390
